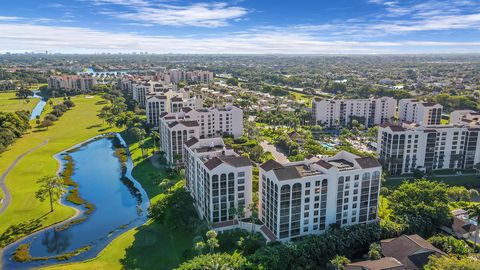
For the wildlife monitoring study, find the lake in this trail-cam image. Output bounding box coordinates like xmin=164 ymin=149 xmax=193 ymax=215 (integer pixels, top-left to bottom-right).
xmin=1 ymin=135 xmax=149 ymax=269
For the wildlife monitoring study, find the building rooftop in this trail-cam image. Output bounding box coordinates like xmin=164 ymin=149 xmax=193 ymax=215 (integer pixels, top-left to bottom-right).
xmin=381 ymin=234 xmax=446 ymax=270
xmin=346 ymin=257 xmax=405 ymax=270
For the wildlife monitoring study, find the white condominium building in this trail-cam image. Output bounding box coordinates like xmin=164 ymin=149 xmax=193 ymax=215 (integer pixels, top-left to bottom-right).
xmin=398 ymin=99 xmax=443 ymax=125
xmin=146 ymin=92 xmax=202 ymax=127
xmin=450 ymin=110 xmax=480 ymax=125
xmin=159 ymin=105 xmax=244 ymax=165
xmin=159 ymin=113 xmax=200 ymax=165
xmin=183 ymin=105 xmax=243 ymax=139
xmin=377 ymin=122 xmax=480 ymax=175
xmin=132 ymin=81 xmax=178 ymax=107
xmin=259 ymin=151 xmax=381 ymax=242
xmin=312 ymin=97 xmax=396 ymax=127
xmin=184 ymin=137 xmax=253 ymax=224
xmin=48 ymin=75 xmax=97 ymax=92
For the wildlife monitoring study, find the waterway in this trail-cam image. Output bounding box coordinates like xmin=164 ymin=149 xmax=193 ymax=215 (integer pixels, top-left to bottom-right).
xmin=29 ymin=91 xmax=47 ymax=120
xmin=1 ymin=135 xmax=149 ymax=269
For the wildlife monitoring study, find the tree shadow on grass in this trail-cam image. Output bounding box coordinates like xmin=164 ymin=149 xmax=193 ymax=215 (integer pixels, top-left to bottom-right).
xmin=86 ymin=124 xmax=102 ymax=129
xmin=0 ymin=212 xmax=50 ymax=248
xmin=119 ymin=222 xmax=194 ymax=270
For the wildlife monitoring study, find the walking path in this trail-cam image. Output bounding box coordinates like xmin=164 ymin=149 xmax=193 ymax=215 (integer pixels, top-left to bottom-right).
xmin=0 ymin=140 xmax=49 ymax=214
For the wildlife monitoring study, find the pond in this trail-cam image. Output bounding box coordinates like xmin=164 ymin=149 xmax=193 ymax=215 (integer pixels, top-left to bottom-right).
xmin=29 ymin=91 xmax=47 ymax=120
xmin=1 ymin=135 xmax=149 ymax=270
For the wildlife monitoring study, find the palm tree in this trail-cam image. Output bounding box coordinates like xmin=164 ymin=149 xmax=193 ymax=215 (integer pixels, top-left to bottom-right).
xmin=151 ymin=131 xmax=160 ymax=152
xmin=35 ymin=175 xmax=67 ymax=212
xmin=330 ymin=255 xmax=350 ymax=270
xmin=468 ymin=205 xmax=480 ymax=251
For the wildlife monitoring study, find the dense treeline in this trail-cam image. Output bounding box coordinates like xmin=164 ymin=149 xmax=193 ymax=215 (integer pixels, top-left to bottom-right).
xmin=0 ymin=69 xmax=48 ymax=85
xmin=0 ymin=110 xmax=30 ymax=153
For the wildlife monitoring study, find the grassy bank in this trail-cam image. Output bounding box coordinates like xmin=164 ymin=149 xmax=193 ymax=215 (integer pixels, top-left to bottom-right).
xmin=43 ymin=132 xmax=194 ymax=270
xmin=0 ymin=91 xmax=40 ymax=113
xmin=0 ymin=95 xmax=119 ymax=247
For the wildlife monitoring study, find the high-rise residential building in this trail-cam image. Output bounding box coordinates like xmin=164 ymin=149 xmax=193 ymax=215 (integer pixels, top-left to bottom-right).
xmin=377 ymin=122 xmax=480 ymax=175
xmin=132 ymin=81 xmax=177 ymax=107
xmin=146 ymin=92 xmax=202 ymax=127
xmin=259 ymin=151 xmax=382 ymax=242
xmin=312 ymin=97 xmax=396 ymax=127
xmin=48 ymin=75 xmax=97 ymax=92
xmin=159 ymin=113 xmax=200 ymax=165
xmin=450 ymin=110 xmax=480 ymax=125
xmin=168 ymin=70 xmax=214 ymax=84
xmin=398 ymin=99 xmax=443 ymax=125
xmin=184 ymin=137 xmax=253 ymax=225
xmin=159 ymin=104 xmax=244 ymax=165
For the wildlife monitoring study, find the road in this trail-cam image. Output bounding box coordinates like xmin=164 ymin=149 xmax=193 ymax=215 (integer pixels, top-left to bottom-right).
xmin=260 ymin=140 xmax=289 ymax=164
xmin=0 ymin=140 xmax=49 ymax=214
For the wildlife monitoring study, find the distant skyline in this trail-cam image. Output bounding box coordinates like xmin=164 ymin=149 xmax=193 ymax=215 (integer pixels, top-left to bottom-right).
xmin=1 ymin=0 xmax=479 ymax=54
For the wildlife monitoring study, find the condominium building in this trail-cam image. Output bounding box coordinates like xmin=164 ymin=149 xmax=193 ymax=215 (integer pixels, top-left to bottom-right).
xmin=159 ymin=113 xmax=200 ymax=165
xmin=450 ymin=110 xmax=480 ymax=125
xmin=184 ymin=137 xmax=253 ymax=224
xmin=47 ymin=75 xmax=97 ymax=91
xmin=159 ymin=105 xmax=244 ymax=165
xmin=146 ymin=92 xmax=202 ymax=127
xmin=398 ymin=99 xmax=443 ymax=125
xmin=169 ymin=70 xmax=214 ymax=84
xmin=132 ymin=81 xmax=177 ymax=107
xmin=377 ymin=122 xmax=480 ymax=175
xmin=312 ymin=97 xmax=396 ymax=127
xmin=259 ymin=151 xmax=382 ymax=242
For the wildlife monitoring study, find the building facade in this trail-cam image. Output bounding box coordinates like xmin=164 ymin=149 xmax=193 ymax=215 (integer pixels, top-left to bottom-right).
xmin=378 ymin=122 xmax=480 ymax=175
xmin=184 ymin=137 xmax=253 ymax=224
xmin=312 ymin=97 xmax=396 ymax=127
xmin=398 ymin=99 xmax=443 ymax=125
xmin=48 ymin=75 xmax=97 ymax=91
xmin=450 ymin=110 xmax=480 ymax=125
xmin=259 ymin=151 xmax=382 ymax=242
xmin=146 ymin=91 xmax=202 ymax=127
xmin=159 ymin=105 xmax=244 ymax=165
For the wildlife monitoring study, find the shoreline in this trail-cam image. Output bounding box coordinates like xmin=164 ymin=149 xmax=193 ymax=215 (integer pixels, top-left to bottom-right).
xmin=1 ymin=134 xmax=112 ymax=264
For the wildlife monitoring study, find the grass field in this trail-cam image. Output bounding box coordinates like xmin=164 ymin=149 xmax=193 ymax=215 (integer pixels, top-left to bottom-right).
xmin=0 ymin=95 xmax=119 ymax=247
xmin=0 ymin=91 xmax=39 ymax=113
xmin=290 ymin=91 xmax=312 ymax=107
xmin=43 ymin=131 xmax=193 ymax=270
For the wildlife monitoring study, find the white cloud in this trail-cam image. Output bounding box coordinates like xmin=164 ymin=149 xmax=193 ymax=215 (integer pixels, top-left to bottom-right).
xmin=0 ymin=23 xmax=478 ymax=54
xmin=0 ymin=16 xmax=24 ymax=22
xmin=92 ymin=1 xmax=248 ymax=27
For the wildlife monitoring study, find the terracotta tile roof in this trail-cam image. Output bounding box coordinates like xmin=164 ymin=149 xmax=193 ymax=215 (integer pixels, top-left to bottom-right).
xmin=316 ymin=160 xmax=333 ymax=169
xmin=346 ymin=257 xmax=405 ymax=270
xmin=355 ymin=157 xmax=381 ymax=169
xmin=184 ymin=137 xmax=199 ymax=148
xmin=381 ymin=235 xmax=446 ymax=270
xmin=204 ymin=157 xmax=223 ymax=170
xmin=260 ymin=225 xmax=277 ymax=242
xmin=219 ymin=156 xmax=252 ymax=168
xmin=260 ymin=160 xmax=284 ymax=171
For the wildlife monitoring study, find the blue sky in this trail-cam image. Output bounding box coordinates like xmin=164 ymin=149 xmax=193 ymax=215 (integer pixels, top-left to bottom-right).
xmin=0 ymin=0 xmax=479 ymax=53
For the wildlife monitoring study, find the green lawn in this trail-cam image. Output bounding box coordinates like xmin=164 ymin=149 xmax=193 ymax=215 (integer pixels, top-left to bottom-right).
xmin=0 ymin=95 xmax=119 ymax=247
xmin=43 ymin=131 xmax=193 ymax=270
xmin=290 ymin=91 xmax=312 ymax=107
xmin=0 ymin=91 xmax=39 ymax=113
